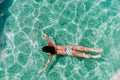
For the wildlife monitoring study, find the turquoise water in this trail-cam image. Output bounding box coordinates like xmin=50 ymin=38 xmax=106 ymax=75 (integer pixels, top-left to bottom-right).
xmin=0 ymin=0 xmax=120 ymax=80
xmin=0 ymin=0 xmax=13 ymax=50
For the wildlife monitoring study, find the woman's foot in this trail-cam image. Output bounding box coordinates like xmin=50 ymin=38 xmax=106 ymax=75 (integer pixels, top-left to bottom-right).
xmin=92 ymin=54 xmax=102 ymax=58
xmin=95 ymin=49 xmax=103 ymax=53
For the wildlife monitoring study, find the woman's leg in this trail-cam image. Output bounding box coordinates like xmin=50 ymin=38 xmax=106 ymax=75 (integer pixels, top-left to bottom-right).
xmin=71 ymin=46 xmax=103 ymax=52
xmin=72 ymin=51 xmax=101 ymax=58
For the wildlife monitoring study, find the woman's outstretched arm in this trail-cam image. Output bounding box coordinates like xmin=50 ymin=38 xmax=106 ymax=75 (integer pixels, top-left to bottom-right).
xmin=41 ymin=29 xmax=56 ymax=47
xmin=38 ymin=54 xmax=54 ymax=75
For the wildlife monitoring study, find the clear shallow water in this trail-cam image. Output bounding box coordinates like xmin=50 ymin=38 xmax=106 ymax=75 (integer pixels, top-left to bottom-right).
xmin=0 ymin=0 xmax=120 ymax=80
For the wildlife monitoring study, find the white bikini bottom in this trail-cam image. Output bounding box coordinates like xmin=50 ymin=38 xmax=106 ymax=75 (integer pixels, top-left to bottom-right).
xmin=65 ymin=46 xmax=73 ymax=55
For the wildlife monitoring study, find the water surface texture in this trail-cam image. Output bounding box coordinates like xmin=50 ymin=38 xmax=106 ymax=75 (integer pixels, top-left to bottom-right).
xmin=0 ymin=0 xmax=13 ymax=52
xmin=1 ymin=0 xmax=120 ymax=80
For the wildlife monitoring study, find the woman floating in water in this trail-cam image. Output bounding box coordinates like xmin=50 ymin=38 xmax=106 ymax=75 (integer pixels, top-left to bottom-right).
xmin=39 ymin=30 xmax=103 ymax=74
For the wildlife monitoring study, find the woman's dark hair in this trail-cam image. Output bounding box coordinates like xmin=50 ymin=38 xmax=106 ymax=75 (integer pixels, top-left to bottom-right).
xmin=42 ymin=46 xmax=56 ymax=54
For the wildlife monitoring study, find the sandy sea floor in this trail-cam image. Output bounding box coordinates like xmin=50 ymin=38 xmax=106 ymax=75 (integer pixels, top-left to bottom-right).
xmin=0 ymin=0 xmax=120 ymax=80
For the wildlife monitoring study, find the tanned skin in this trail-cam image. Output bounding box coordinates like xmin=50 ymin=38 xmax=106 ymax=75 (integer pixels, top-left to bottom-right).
xmin=39 ymin=30 xmax=103 ymax=75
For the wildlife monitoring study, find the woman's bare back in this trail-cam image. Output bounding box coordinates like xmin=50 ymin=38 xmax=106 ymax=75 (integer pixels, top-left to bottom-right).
xmin=39 ymin=30 xmax=103 ymax=75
